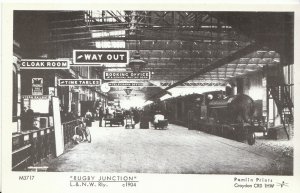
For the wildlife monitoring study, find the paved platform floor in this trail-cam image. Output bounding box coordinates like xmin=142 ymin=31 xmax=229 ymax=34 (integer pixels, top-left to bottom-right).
xmin=46 ymin=122 xmax=293 ymax=175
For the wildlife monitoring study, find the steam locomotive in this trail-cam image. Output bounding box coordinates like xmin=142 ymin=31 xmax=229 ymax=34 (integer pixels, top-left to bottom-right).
xmin=146 ymin=91 xmax=257 ymax=145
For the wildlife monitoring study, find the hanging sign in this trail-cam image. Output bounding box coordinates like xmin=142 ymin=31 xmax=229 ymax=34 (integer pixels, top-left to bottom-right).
xmin=118 ymin=94 xmax=144 ymax=97
xmin=20 ymin=59 xmax=69 ymax=69
xmin=103 ymin=71 xmax=151 ymax=80
xmin=73 ymin=50 xmax=129 ymax=65
xmin=32 ymin=78 xmax=43 ymax=95
xmin=58 ymin=79 xmax=101 ymax=86
xmin=108 ymin=82 xmax=144 ymax=87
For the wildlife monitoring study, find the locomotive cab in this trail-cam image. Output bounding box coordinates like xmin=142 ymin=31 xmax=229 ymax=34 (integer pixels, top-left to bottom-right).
xmin=207 ymin=94 xmax=256 ymax=145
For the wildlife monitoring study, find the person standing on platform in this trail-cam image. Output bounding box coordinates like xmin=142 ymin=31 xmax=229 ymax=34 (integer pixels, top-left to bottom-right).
xmin=26 ymin=105 xmax=34 ymax=131
xmin=106 ymin=107 xmax=110 ymax=116
xmin=85 ymin=109 xmax=92 ymax=127
xmin=20 ymin=106 xmax=27 ymax=131
xmin=98 ymin=106 xmax=104 ymax=127
xmin=132 ymin=108 xmax=140 ymax=128
xmin=21 ymin=105 xmax=34 ymax=131
xmin=140 ymin=110 xmax=150 ymax=129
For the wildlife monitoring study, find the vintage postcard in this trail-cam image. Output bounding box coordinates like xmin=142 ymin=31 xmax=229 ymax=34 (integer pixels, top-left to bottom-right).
xmin=1 ymin=3 xmax=300 ymax=193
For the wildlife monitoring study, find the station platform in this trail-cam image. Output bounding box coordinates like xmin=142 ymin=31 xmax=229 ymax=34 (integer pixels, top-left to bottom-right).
xmin=43 ymin=121 xmax=293 ymax=175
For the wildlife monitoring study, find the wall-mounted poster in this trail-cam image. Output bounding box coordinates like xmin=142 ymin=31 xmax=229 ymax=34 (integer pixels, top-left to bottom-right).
xmin=48 ymin=87 xmax=55 ymax=96
xmin=32 ymin=78 xmax=43 ymax=95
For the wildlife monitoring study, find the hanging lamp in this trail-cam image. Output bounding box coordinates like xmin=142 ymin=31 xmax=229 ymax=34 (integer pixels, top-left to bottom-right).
xmin=127 ymin=11 xmax=147 ymax=73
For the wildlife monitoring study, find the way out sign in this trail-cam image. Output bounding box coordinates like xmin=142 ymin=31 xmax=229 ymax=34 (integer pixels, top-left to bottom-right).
xmin=73 ymin=50 xmax=129 ymax=65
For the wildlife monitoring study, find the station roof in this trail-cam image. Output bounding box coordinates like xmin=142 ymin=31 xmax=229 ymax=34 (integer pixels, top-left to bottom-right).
xmin=14 ymin=11 xmax=294 ymax=101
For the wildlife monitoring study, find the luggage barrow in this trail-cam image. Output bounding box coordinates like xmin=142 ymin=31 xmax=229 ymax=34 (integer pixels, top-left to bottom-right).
xmin=154 ymin=119 xmax=168 ymax=130
xmin=125 ymin=115 xmax=135 ymax=129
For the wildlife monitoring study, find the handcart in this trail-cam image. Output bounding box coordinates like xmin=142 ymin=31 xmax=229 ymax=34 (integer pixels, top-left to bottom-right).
xmin=125 ymin=115 xmax=135 ymax=129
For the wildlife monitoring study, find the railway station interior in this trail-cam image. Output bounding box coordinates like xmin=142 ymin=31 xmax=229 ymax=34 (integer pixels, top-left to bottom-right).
xmin=12 ymin=11 xmax=294 ymax=174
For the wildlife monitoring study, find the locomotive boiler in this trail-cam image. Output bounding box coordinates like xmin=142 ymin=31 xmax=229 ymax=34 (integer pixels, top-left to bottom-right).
xmin=206 ymin=94 xmax=256 ymax=145
xmin=208 ymin=94 xmax=254 ymax=124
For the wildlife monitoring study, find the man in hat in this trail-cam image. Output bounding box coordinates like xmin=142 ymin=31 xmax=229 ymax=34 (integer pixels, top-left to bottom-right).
xmin=85 ymin=109 xmax=93 ymax=127
xmin=21 ymin=105 xmax=34 ymax=131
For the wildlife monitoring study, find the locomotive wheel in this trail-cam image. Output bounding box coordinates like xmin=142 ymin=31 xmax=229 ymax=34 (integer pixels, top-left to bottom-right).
xmin=247 ymin=131 xmax=255 ymax=145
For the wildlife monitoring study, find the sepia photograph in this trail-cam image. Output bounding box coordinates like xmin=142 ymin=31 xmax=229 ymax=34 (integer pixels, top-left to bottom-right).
xmin=1 ymin=2 xmax=300 ymax=193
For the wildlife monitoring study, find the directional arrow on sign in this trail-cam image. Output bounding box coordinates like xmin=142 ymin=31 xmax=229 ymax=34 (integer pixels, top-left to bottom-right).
xmin=77 ymin=55 xmax=83 ymax=59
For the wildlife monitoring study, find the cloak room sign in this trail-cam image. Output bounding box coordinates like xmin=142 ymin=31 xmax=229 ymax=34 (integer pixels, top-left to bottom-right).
xmin=58 ymin=79 xmax=102 ymax=86
xmin=103 ymin=71 xmax=151 ymax=80
xmin=73 ymin=50 xmax=129 ymax=65
xmin=20 ymin=59 xmax=69 ymax=69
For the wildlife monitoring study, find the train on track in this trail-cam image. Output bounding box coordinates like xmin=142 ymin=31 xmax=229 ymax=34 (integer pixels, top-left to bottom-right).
xmin=145 ymin=91 xmax=265 ymax=145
